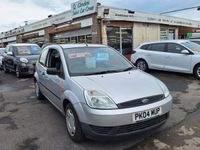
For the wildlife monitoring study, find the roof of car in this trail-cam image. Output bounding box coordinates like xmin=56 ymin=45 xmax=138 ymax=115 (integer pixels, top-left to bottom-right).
xmin=59 ymin=44 xmax=107 ymax=49
xmin=141 ymin=40 xmax=191 ymax=45
xmin=189 ymin=39 xmax=200 ymax=41
xmin=9 ymin=43 xmax=38 ymax=46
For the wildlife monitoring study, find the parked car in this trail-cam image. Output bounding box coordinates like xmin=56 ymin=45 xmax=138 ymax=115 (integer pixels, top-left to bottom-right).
xmin=34 ymin=44 xmax=172 ymax=142
xmin=0 ymin=48 xmax=5 ymax=70
xmin=2 ymin=43 xmax=41 ymax=78
xmin=131 ymin=40 xmax=200 ymax=79
xmin=189 ymin=39 xmax=200 ymax=45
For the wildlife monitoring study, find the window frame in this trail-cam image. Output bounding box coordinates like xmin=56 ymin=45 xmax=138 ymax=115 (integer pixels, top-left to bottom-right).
xmin=39 ymin=48 xmax=49 ymax=67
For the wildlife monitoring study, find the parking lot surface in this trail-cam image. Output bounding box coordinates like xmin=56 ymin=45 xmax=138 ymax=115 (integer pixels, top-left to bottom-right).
xmin=0 ymin=70 xmax=200 ymax=150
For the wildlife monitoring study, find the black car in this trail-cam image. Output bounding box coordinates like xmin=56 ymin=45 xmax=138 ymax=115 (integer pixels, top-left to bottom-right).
xmin=2 ymin=43 xmax=41 ymax=78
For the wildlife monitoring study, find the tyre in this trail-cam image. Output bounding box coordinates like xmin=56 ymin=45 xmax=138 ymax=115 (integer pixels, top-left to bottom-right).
xmin=194 ymin=64 xmax=200 ymax=80
xmin=65 ymin=104 xmax=84 ymax=142
xmin=15 ymin=66 xmax=22 ymax=78
xmin=3 ymin=63 xmax=9 ymax=73
xmin=34 ymin=81 xmax=44 ymax=100
xmin=136 ymin=59 xmax=148 ymax=71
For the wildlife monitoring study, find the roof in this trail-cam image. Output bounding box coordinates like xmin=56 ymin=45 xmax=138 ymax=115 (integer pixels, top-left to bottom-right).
xmin=59 ymin=44 xmax=107 ymax=49
xmin=141 ymin=40 xmax=191 ymax=45
xmin=9 ymin=43 xmax=38 ymax=46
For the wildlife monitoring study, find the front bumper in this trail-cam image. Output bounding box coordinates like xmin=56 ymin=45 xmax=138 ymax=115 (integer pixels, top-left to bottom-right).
xmin=74 ymin=95 xmax=172 ymax=138
xmin=18 ymin=63 xmax=35 ymax=75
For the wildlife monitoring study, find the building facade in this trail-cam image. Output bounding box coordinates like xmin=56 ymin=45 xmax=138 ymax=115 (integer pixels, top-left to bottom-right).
xmin=1 ymin=0 xmax=200 ymax=59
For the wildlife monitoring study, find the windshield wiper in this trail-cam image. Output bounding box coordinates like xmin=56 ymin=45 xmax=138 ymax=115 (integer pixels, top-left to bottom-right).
xmin=84 ymin=70 xmax=121 ymax=76
xmin=120 ymin=66 xmax=135 ymax=72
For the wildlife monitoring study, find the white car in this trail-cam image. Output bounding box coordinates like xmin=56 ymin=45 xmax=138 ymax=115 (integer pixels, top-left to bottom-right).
xmin=131 ymin=40 xmax=200 ymax=79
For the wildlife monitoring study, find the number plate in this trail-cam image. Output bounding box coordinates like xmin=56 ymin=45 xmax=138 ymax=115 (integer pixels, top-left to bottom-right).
xmin=133 ymin=107 xmax=162 ymax=122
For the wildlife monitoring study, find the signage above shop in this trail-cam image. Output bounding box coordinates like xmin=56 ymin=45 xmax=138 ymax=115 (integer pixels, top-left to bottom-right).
xmin=71 ymin=0 xmax=97 ymax=19
xmin=100 ymin=7 xmax=200 ymax=28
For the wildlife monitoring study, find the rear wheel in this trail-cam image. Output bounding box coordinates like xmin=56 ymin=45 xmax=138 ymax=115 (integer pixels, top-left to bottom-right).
xmin=194 ymin=64 xmax=200 ymax=80
xmin=3 ymin=64 xmax=8 ymax=73
xmin=136 ymin=59 xmax=148 ymax=71
xmin=65 ymin=104 xmax=84 ymax=142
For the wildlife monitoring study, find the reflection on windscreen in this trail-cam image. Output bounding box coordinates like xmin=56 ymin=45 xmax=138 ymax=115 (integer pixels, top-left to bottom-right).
xmin=64 ymin=47 xmax=133 ymax=76
xmin=15 ymin=45 xmax=41 ymax=55
xmin=182 ymin=42 xmax=200 ymax=52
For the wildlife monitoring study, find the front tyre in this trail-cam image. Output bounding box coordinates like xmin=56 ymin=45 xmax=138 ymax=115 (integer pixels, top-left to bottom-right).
xmin=3 ymin=64 xmax=8 ymax=73
xmin=136 ymin=59 xmax=148 ymax=71
xmin=194 ymin=64 xmax=200 ymax=80
xmin=35 ymin=81 xmax=44 ymax=100
xmin=65 ymin=104 xmax=84 ymax=142
xmin=15 ymin=66 xmax=22 ymax=78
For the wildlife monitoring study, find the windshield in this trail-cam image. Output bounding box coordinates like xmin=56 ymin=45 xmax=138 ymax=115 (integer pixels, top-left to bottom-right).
xmin=64 ymin=47 xmax=134 ymax=76
xmin=181 ymin=42 xmax=200 ymax=52
xmin=15 ymin=45 xmax=41 ymax=56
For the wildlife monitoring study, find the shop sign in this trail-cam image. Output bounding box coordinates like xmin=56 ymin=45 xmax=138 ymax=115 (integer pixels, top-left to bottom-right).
xmin=103 ymin=8 xmax=200 ymax=28
xmin=4 ymin=28 xmax=24 ymax=37
xmin=71 ymin=0 xmax=97 ymax=19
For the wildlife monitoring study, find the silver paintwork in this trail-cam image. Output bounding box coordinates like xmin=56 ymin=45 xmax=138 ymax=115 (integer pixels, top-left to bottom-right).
xmin=34 ymin=44 xmax=172 ymax=131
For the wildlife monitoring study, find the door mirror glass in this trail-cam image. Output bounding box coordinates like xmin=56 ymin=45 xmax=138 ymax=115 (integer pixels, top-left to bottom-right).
xmin=7 ymin=51 xmax=13 ymax=56
xmin=181 ymin=50 xmax=190 ymax=55
xmin=46 ymin=68 xmax=60 ymax=75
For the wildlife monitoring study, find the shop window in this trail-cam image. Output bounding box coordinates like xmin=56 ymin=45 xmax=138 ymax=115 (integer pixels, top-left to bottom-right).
xmin=160 ymin=28 xmax=176 ymax=40
xmin=86 ymin=35 xmax=92 ymax=43
xmin=78 ymin=35 xmax=86 ymax=43
xmin=107 ymin=26 xmax=133 ymax=55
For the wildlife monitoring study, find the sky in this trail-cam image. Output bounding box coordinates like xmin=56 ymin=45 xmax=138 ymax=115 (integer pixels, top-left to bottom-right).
xmin=0 ymin=0 xmax=200 ymax=32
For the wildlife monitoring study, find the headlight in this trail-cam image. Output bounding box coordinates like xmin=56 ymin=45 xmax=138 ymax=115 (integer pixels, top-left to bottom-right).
xmin=156 ymin=80 xmax=170 ymax=98
xmin=84 ymin=90 xmax=118 ymax=109
xmin=20 ymin=58 xmax=28 ymax=63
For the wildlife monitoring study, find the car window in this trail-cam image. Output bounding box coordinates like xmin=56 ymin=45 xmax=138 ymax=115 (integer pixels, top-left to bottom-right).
xmin=15 ymin=45 xmax=41 ymax=56
xmin=182 ymin=41 xmax=200 ymax=52
xmin=63 ymin=47 xmax=133 ymax=76
xmin=148 ymin=43 xmax=166 ymax=52
xmin=140 ymin=44 xmax=149 ymax=50
xmin=167 ymin=43 xmax=185 ymax=53
xmin=47 ymin=49 xmax=65 ymax=79
xmin=39 ymin=48 xmax=48 ymax=66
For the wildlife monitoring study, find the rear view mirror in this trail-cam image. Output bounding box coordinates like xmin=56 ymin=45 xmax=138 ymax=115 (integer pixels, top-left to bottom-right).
xmin=46 ymin=68 xmax=60 ymax=75
xmin=7 ymin=51 xmax=13 ymax=56
xmin=181 ymin=50 xmax=190 ymax=55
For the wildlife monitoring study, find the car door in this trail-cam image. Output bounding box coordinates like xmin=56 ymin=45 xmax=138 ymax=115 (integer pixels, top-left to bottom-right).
xmin=37 ymin=47 xmax=50 ymax=98
xmin=145 ymin=43 xmax=167 ymax=70
xmin=5 ymin=46 xmax=15 ymax=70
xmin=164 ymin=43 xmax=192 ymax=73
xmin=45 ymin=48 xmax=66 ymax=109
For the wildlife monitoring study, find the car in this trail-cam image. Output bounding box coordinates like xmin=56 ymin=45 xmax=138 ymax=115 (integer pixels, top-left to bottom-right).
xmin=131 ymin=40 xmax=200 ymax=79
xmin=189 ymin=39 xmax=200 ymax=45
xmin=2 ymin=43 xmax=42 ymax=78
xmin=34 ymin=44 xmax=172 ymax=142
xmin=0 ymin=48 xmax=5 ymax=70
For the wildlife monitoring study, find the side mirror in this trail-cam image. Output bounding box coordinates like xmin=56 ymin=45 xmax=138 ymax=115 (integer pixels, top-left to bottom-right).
xmin=7 ymin=51 xmax=13 ymax=56
xmin=181 ymin=50 xmax=190 ymax=55
xmin=46 ymin=68 xmax=60 ymax=75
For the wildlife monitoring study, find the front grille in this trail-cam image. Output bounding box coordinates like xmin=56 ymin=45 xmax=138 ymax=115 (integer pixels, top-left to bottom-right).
xmin=117 ymin=94 xmax=165 ymax=109
xmin=90 ymin=113 xmax=168 ymax=135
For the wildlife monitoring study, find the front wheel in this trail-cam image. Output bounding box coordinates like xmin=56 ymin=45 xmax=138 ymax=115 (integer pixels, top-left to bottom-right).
xmin=3 ymin=64 xmax=8 ymax=73
xmin=194 ymin=64 xmax=200 ymax=80
xmin=35 ymin=81 xmax=44 ymax=100
xmin=15 ymin=66 xmax=22 ymax=78
xmin=65 ymin=104 xmax=84 ymax=142
xmin=136 ymin=59 xmax=148 ymax=71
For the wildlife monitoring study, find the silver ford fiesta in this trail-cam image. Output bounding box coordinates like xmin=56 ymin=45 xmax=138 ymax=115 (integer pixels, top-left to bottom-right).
xmin=34 ymin=44 xmax=172 ymax=142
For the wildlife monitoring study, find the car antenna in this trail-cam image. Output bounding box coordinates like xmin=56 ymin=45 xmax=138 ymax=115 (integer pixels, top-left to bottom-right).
xmin=85 ymin=42 xmax=88 ymax=47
